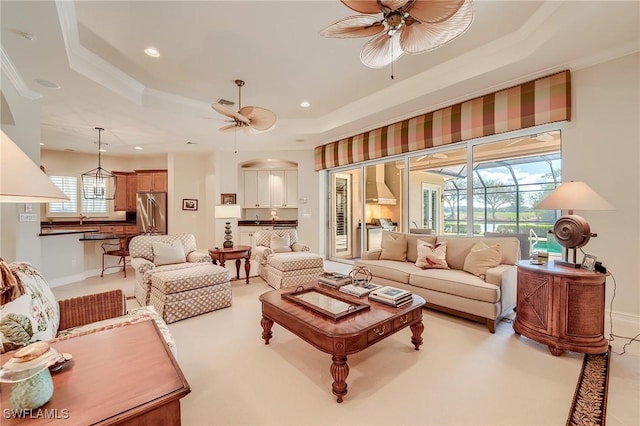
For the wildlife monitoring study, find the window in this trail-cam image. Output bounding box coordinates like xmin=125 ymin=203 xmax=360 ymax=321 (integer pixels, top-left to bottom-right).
xmin=48 ymin=175 xmax=107 ymax=215
xmin=48 ymin=176 xmax=78 ymax=214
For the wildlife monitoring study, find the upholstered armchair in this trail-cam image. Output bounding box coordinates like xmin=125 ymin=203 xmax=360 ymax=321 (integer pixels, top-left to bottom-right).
xmin=129 ymin=233 xmax=211 ymax=305
xmin=253 ymin=229 xmax=324 ymax=289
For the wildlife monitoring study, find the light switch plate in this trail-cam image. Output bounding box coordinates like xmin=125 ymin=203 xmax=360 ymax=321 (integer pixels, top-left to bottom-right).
xmin=19 ymin=213 xmax=37 ymax=222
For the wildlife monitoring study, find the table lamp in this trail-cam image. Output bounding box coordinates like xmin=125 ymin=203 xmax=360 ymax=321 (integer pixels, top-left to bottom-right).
xmin=215 ymin=204 xmax=242 ymax=248
xmin=1 ymin=130 xmax=68 ymax=203
xmin=534 ymin=181 xmax=614 ymax=267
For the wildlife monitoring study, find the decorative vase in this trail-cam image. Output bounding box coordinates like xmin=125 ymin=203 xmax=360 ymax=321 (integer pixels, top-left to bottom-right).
xmin=9 ymin=368 xmax=54 ymax=410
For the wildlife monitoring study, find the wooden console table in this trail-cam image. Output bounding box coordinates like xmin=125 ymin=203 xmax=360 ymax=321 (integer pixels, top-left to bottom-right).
xmin=209 ymin=245 xmax=251 ymax=284
xmin=513 ymin=260 xmax=608 ymax=356
xmin=0 ymin=320 xmax=190 ymax=424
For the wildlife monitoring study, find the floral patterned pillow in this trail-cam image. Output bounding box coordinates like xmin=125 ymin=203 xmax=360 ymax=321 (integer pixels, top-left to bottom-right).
xmin=0 ymin=294 xmax=36 ymax=353
xmin=6 ymin=262 xmax=60 ymax=345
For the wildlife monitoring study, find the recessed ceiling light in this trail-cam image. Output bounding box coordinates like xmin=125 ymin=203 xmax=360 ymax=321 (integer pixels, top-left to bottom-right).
xmin=134 ymin=146 xmax=143 ymax=150
xmin=99 ymin=148 xmax=106 ymax=153
xmin=35 ymin=79 xmax=60 ymax=89
xmin=300 ymin=101 xmax=310 ymax=108
xmin=39 ymin=142 xmax=44 ymax=146
xmin=295 ymin=139 xmax=305 ymax=143
xmin=144 ymin=47 xmax=160 ymax=58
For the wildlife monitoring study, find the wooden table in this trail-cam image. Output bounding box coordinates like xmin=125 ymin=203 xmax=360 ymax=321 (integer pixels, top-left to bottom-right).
xmin=0 ymin=320 xmax=190 ymax=425
xmin=208 ymin=245 xmax=251 ymax=284
xmin=259 ymin=284 xmax=425 ymax=403
xmin=514 ymin=260 xmax=608 ymax=355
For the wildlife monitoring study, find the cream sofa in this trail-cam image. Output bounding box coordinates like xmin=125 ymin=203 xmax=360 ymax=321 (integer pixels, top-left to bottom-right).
xmin=253 ymin=229 xmax=324 ymax=289
xmin=355 ymin=231 xmax=520 ymax=333
xmin=129 ymin=233 xmax=212 ymax=306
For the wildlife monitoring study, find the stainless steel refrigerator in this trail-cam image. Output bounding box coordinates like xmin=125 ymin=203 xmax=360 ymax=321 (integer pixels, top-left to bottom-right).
xmin=136 ymin=192 xmax=167 ymax=234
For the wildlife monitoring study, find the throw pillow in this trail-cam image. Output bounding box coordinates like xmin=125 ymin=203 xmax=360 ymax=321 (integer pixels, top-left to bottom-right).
xmin=271 ymin=235 xmax=292 ymax=253
xmin=379 ymin=231 xmax=407 ymax=261
xmin=152 ymin=240 xmax=186 ymax=266
xmin=0 ymin=294 xmax=36 ymax=353
xmin=415 ymin=241 xmax=449 ymax=269
xmin=463 ymin=242 xmax=502 ymax=280
xmin=9 ymin=262 xmax=59 ymax=344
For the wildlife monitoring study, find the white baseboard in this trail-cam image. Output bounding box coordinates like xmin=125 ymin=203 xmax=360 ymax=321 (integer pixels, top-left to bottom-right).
xmin=605 ymin=309 xmax=640 ymax=336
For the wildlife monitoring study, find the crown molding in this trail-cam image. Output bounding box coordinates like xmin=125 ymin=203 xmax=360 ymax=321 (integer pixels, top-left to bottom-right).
xmin=0 ymin=49 xmax=43 ymax=100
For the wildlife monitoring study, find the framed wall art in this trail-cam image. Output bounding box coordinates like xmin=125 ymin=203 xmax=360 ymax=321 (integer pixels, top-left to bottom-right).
xmin=221 ymin=193 xmax=236 ymax=205
xmin=182 ymin=199 xmax=198 ymax=211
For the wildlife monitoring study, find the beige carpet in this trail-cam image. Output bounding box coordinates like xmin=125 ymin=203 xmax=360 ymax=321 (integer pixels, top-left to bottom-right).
xmin=167 ymin=278 xmax=591 ymax=426
xmin=51 ymin=274 xmax=640 ymax=425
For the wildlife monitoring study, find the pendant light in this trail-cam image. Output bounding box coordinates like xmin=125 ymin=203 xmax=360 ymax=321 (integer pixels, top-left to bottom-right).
xmin=81 ymin=127 xmax=115 ymax=200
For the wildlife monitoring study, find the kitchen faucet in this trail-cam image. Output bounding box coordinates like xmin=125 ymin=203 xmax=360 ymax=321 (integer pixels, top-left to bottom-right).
xmin=255 ymin=214 xmax=260 ymax=224
xmin=79 ymin=214 xmax=88 ymax=225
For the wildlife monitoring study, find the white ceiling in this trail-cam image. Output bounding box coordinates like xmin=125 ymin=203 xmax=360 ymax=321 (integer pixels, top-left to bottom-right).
xmin=1 ymin=1 xmax=638 ymax=157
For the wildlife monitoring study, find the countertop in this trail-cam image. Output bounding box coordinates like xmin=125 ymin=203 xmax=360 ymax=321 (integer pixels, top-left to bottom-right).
xmin=39 ymin=221 xmax=137 ymax=237
xmin=237 ymin=220 xmax=298 ymax=226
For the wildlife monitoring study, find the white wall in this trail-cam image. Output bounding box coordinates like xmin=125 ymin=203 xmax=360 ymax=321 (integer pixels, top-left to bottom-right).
xmin=1 ymin=68 xmax=42 ymax=265
xmin=562 ymin=53 xmax=639 ymax=321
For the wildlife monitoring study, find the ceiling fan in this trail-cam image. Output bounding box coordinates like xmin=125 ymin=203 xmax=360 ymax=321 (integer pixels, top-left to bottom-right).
xmin=320 ymin=0 xmax=474 ymax=70
xmin=507 ymin=132 xmax=556 ymax=147
xmin=211 ymin=80 xmax=276 ymax=134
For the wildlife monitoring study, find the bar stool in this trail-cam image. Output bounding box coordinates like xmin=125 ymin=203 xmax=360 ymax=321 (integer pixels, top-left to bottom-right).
xmin=101 ymin=235 xmax=133 ymax=277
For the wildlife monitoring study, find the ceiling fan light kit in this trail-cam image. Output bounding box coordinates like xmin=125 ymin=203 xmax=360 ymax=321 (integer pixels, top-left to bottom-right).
xmin=321 ymin=0 xmax=474 ymax=70
xmin=211 ymin=80 xmax=277 ymax=133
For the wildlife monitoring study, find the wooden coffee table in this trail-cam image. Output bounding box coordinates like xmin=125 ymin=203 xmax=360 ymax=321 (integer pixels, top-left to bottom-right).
xmin=259 ymin=284 xmax=425 ymax=403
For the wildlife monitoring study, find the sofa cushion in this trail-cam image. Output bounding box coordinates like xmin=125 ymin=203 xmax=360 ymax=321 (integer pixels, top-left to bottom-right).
xmin=153 ymin=240 xmax=187 ymax=266
xmin=355 ymin=259 xmax=418 ymax=285
xmin=409 ymin=269 xmax=501 ymax=303
xmin=435 ymin=236 xmax=519 ymax=271
xmin=415 ymin=241 xmax=449 ymax=269
xmin=379 ymin=231 xmax=407 ymax=261
xmin=463 ymin=242 xmax=502 ymax=280
xmin=271 ymin=234 xmax=292 ymax=253
xmin=406 ymin=234 xmax=437 ymax=263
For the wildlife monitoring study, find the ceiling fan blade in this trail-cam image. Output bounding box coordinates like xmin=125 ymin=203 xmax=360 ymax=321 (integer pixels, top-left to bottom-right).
xmin=507 ymin=138 xmax=527 ymax=147
xmin=239 ymin=106 xmax=277 ymax=132
xmin=340 ymin=0 xmax=383 ymax=14
xmin=407 ymin=0 xmax=466 ymax=24
xmin=218 ymin=124 xmax=238 ymax=132
xmin=400 ymin=0 xmax=473 ymax=54
xmin=360 ymin=32 xmax=404 ymax=69
xmin=211 ymin=103 xmax=250 ymax=124
xmin=536 ymin=132 xmax=555 ymax=142
xmin=320 ymin=15 xmax=385 ymax=38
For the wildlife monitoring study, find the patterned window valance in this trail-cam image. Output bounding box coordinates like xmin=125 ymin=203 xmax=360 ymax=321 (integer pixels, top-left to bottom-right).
xmin=314 ymin=70 xmax=571 ymax=171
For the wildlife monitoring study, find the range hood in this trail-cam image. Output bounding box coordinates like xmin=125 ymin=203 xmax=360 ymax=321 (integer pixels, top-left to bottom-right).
xmin=365 ymin=164 xmax=397 ymax=205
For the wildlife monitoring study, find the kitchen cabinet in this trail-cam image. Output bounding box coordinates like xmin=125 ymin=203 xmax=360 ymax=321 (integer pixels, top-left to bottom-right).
xmin=244 ymin=170 xmax=271 ymax=208
xmin=270 ymin=170 xmax=298 ymax=208
xmin=113 ymin=172 xmax=138 ymax=212
xmin=136 ymin=170 xmax=167 ymax=192
xmin=244 ymin=169 xmax=297 ymax=208
xmin=239 ymin=225 xmax=273 ymax=248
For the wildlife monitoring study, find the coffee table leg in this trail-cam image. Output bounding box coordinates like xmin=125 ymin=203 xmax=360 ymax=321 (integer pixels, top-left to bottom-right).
xmin=410 ymin=321 xmax=424 ymax=350
xmin=261 ymin=317 xmax=273 ymax=344
xmin=330 ymin=354 xmax=349 ymax=403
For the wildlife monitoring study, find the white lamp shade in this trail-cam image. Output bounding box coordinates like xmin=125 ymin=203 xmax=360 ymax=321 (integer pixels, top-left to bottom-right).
xmin=535 ymin=181 xmax=614 ymax=212
xmin=215 ymin=204 xmax=242 ymax=219
xmin=0 ymin=130 xmax=68 ymax=203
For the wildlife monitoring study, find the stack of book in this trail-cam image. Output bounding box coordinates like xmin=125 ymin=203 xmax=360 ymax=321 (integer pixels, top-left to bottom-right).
xmin=339 ymin=282 xmax=382 ymax=297
xmin=318 ymin=272 xmax=351 ymax=289
xmin=368 ymin=286 xmax=413 ymax=307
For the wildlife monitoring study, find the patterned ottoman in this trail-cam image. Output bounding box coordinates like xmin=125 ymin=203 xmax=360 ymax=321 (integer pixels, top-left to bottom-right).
xmin=149 ymin=264 xmax=232 ymax=323
xmin=265 ymin=252 xmax=324 ymax=289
